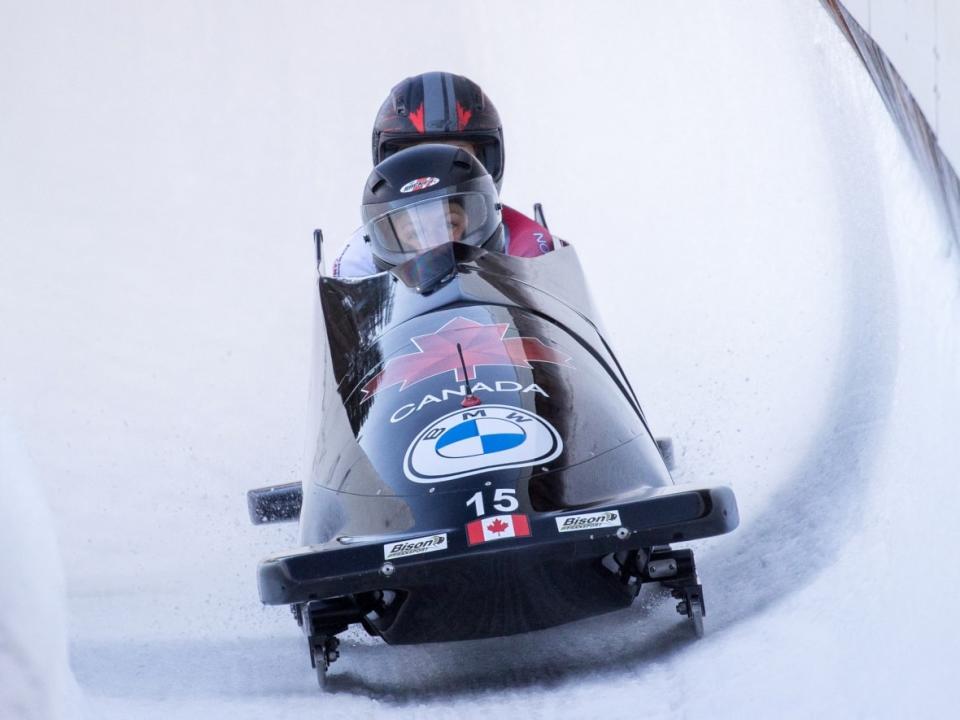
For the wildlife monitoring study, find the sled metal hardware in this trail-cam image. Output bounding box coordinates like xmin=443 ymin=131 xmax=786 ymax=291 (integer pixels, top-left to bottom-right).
xmin=616 ymin=527 xmax=630 ymax=540
xmin=302 ymin=598 xmax=360 ymax=636
xmin=302 ymin=597 xmax=362 ymax=688
xmin=644 ymin=548 xmax=705 ymax=637
xmin=311 ymin=635 xmax=340 ymax=666
xmin=309 ymin=635 xmax=341 ymax=687
xmin=363 ymin=590 xmax=398 ymax=622
xmin=673 ymin=584 xmax=706 ymax=638
xmin=380 ymin=562 xmax=395 ymax=577
xmin=633 ymin=548 xmax=649 ymax=571
xmin=647 ymin=558 xmax=678 ymax=579
xmin=601 ymin=553 xmax=621 ymax=574
xmin=645 ymin=548 xmax=695 ymax=580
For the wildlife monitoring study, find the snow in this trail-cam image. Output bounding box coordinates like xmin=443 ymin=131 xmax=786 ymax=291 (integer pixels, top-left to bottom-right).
xmin=0 ymin=422 xmax=82 ymax=720
xmin=1 ymin=1 xmax=959 ymax=718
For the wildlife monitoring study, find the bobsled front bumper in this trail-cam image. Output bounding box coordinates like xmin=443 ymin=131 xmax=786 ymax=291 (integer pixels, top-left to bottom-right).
xmin=257 ymin=485 xmax=738 ymax=606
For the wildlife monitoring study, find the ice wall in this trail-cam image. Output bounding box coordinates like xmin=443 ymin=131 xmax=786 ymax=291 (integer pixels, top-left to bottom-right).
xmin=824 ymin=0 xmax=960 ymax=244
xmin=841 ymin=0 xmax=960 ymax=169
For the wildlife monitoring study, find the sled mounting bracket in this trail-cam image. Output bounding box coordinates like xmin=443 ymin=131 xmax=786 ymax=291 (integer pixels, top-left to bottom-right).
xmin=533 ymin=202 xmax=549 ymax=230
xmin=313 ymin=228 xmax=324 ymax=272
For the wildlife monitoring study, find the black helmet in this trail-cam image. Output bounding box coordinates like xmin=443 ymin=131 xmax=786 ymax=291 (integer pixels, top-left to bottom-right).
xmin=361 ymin=144 xmax=504 ymax=271
xmin=371 ymin=71 xmax=505 ymax=189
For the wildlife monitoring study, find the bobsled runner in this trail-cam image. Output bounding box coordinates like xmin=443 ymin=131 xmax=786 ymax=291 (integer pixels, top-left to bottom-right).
xmin=249 ymin=237 xmax=739 ymax=687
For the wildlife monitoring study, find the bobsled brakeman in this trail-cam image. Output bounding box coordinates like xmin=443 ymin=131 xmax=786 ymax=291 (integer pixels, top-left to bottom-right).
xmin=248 ymin=145 xmax=739 ymax=686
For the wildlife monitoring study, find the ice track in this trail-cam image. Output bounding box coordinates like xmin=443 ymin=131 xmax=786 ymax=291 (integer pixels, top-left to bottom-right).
xmin=2 ymin=1 xmax=959 ymax=718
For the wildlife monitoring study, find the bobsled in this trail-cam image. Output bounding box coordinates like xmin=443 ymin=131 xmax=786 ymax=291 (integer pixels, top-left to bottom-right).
xmin=249 ymin=237 xmax=739 ymax=686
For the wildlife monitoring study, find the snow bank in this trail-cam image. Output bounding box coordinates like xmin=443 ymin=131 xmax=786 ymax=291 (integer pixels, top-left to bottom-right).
xmin=0 ymin=421 xmax=82 ymax=720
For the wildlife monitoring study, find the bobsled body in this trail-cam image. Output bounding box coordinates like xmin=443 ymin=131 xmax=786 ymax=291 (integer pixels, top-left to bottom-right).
xmin=254 ymin=241 xmax=738 ymax=657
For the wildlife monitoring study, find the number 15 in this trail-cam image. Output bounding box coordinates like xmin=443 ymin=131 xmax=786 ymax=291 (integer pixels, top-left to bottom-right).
xmin=465 ymin=488 xmax=518 ymax=517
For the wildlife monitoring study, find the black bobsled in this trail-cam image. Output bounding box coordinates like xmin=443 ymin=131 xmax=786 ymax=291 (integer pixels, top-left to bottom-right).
xmin=249 ymin=238 xmax=739 ymax=686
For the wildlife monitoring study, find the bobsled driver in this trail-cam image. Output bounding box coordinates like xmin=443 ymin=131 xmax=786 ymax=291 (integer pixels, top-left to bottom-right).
xmin=333 ymin=71 xmax=556 ymax=276
xmin=360 ymin=143 xmax=504 ymax=270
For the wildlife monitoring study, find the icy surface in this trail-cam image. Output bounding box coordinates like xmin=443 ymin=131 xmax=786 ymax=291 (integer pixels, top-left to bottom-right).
xmin=1 ymin=1 xmax=958 ymax=718
xmin=0 ymin=423 xmax=82 ymax=720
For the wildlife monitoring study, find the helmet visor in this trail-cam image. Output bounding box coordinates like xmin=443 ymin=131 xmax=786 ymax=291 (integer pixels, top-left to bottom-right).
xmin=365 ymin=191 xmax=500 ymax=266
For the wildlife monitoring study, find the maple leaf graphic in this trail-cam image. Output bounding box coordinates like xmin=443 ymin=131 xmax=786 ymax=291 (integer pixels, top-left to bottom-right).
xmin=487 ymin=518 xmax=509 ymax=535
xmin=361 ymin=317 xmax=572 ymax=399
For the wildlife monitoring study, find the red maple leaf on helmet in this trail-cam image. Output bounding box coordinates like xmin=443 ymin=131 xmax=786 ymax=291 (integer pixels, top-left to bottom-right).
xmin=361 ymin=317 xmax=572 ymax=400
xmin=456 ymin=101 xmax=473 ymax=130
xmin=487 ymin=518 xmax=509 ymax=535
xmin=407 ymin=103 xmax=425 ymax=133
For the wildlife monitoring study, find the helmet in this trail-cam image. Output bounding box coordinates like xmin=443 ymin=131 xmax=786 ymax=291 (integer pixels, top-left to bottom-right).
xmin=361 ymin=144 xmax=504 ymax=271
xmin=371 ymin=71 xmax=505 ymax=189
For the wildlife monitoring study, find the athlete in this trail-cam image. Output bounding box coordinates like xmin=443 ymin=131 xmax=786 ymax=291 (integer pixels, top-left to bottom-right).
xmin=360 ymin=144 xmax=504 ymax=271
xmin=333 ymin=71 xmax=556 ymax=277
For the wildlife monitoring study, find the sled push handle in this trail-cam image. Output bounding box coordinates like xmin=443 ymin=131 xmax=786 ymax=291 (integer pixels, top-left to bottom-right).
xmin=247 ymin=482 xmax=303 ymax=524
xmin=313 ymin=229 xmax=324 ymax=272
xmin=533 ymin=202 xmax=549 ymax=230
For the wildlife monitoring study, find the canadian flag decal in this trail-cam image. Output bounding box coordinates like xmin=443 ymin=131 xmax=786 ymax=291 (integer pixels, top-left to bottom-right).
xmin=465 ymin=514 xmax=532 ymax=546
